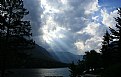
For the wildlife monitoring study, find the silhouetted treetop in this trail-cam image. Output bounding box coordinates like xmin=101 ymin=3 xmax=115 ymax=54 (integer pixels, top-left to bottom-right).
xmin=0 ymin=0 xmax=35 ymax=50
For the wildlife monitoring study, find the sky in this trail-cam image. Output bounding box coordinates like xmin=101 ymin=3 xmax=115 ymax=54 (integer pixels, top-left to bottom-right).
xmin=24 ymin=0 xmax=121 ymax=55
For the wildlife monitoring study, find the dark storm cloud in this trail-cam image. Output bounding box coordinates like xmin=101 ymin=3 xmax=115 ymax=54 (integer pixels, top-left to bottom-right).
xmin=24 ymin=0 xmax=42 ymax=36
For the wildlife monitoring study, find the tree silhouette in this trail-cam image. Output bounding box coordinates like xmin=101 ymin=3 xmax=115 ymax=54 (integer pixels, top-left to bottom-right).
xmin=68 ymin=8 xmax=121 ymax=77
xmin=76 ymin=60 xmax=85 ymax=76
xmin=0 ymin=0 xmax=34 ymax=48
xmin=83 ymin=50 xmax=101 ymax=73
xmin=69 ymin=60 xmax=85 ymax=77
xmin=0 ymin=0 xmax=34 ymax=77
xmin=99 ymin=8 xmax=121 ymax=77
xmin=100 ymin=31 xmax=112 ymax=67
xmin=69 ymin=50 xmax=102 ymax=77
xmin=109 ymin=8 xmax=121 ymax=63
xmin=69 ymin=62 xmax=77 ymax=77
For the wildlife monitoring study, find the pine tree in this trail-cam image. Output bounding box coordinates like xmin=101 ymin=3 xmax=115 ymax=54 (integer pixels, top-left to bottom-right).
xmin=100 ymin=8 xmax=121 ymax=68
xmin=100 ymin=30 xmax=111 ymax=55
xmin=109 ymin=8 xmax=121 ymax=63
xmin=100 ymin=31 xmax=112 ymax=67
xmin=0 ymin=0 xmax=35 ymax=77
xmin=0 ymin=0 xmax=35 ymax=54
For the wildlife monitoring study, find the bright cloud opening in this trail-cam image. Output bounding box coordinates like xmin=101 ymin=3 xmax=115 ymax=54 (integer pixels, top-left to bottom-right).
xmin=23 ymin=0 xmax=118 ymax=55
xmin=101 ymin=9 xmax=118 ymax=28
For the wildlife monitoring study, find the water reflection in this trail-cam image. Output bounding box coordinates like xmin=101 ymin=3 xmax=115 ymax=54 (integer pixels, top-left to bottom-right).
xmin=7 ymin=68 xmax=70 ymax=77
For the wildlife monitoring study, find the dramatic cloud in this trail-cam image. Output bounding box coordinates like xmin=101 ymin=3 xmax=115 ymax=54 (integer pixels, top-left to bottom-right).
xmin=101 ymin=9 xmax=118 ymax=29
xmin=23 ymin=0 xmax=119 ymax=54
xmin=24 ymin=0 xmax=42 ymax=36
xmin=39 ymin=0 xmax=101 ymax=54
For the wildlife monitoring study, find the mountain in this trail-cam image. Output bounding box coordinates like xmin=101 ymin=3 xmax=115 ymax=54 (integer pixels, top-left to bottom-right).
xmin=49 ymin=52 xmax=83 ymax=63
xmin=24 ymin=44 xmax=67 ymax=68
xmin=26 ymin=44 xmax=53 ymax=60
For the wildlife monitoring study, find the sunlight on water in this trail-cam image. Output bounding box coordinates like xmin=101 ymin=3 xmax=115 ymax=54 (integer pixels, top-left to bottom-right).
xmin=7 ymin=68 xmax=70 ymax=77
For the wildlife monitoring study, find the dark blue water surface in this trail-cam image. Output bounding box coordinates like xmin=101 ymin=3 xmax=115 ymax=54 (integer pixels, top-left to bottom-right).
xmin=6 ymin=68 xmax=70 ymax=77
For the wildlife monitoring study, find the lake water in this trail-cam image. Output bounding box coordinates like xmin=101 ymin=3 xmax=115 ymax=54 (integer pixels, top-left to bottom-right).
xmin=6 ymin=68 xmax=70 ymax=77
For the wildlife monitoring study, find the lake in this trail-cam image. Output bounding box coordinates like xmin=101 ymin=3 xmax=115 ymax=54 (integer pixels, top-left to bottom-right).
xmin=6 ymin=68 xmax=70 ymax=77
